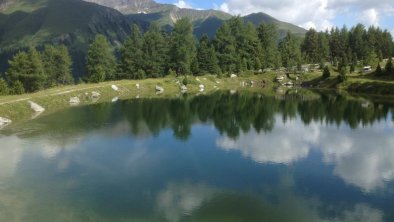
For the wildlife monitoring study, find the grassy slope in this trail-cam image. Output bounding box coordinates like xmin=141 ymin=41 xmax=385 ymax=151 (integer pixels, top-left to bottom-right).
xmin=0 ymin=73 xmax=278 ymax=125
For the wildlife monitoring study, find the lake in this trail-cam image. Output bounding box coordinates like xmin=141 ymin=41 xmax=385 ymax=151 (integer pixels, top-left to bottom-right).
xmin=1 ymin=90 xmax=394 ymax=222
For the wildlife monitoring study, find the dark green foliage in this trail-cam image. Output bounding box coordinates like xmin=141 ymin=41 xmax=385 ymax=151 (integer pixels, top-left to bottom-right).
xmin=0 ymin=78 xmax=9 ymax=95
xmin=279 ymin=31 xmax=301 ymax=71
xmin=10 ymin=80 xmax=25 ymax=95
xmin=302 ymin=28 xmax=320 ymax=63
xmin=182 ymin=76 xmax=189 ymax=86
xmin=322 ymin=66 xmax=331 ymax=79
xmin=376 ymin=63 xmax=383 ymax=76
xmin=197 ymin=34 xmax=220 ymax=74
xmin=119 ymin=24 xmax=144 ymax=79
xmin=214 ymin=22 xmax=237 ymax=73
xmin=86 ymin=35 xmax=116 ymax=83
xmin=338 ymin=66 xmax=348 ymax=82
xmin=6 ymin=47 xmax=46 ymax=92
xmin=42 ymin=45 xmax=73 ymax=86
xmin=142 ymin=23 xmax=168 ymax=78
xmin=257 ymin=23 xmax=281 ymax=68
xmin=169 ymin=18 xmax=196 ymax=75
xmin=385 ymin=57 xmax=393 ymax=75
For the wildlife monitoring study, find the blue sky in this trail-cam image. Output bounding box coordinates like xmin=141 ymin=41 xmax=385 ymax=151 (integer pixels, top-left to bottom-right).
xmin=156 ymin=0 xmax=394 ymax=34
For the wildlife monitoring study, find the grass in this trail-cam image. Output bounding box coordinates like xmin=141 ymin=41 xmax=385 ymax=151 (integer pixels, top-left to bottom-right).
xmin=0 ymin=73 xmax=278 ymax=125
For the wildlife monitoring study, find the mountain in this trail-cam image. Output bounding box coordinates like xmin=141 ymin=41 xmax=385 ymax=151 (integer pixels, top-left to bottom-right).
xmin=83 ymin=0 xmax=305 ymax=38
xmin=0 ymin=0 xmax=138 ymax=76
xmin=0 ymin=0 xmax=306 ymax=77
xmin=243 ymin=12 xmax=306 ymax=38
xmin=85 ymin=0 xmax=232 ymax=26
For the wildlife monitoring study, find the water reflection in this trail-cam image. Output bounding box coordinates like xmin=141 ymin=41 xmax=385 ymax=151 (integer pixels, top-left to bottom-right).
xmin=0 ymin=90 xmax=394 ymax=221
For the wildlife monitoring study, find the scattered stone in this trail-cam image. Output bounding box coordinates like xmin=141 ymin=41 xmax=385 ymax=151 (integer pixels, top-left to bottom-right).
xmin=91 ymin=91 xmax=101 ymax=98
xmin=0 ymin=117 xmax=12 ymax=127
xmin=199 ymin=84 xmax=205 ymax=92
xmin=112 ymin=97 xmax=119 ymax=103
xmin=155 ymin=85 xmax=164 ymax=93
xmin=111 ymin=85 xmax=119 ymax=91
xmin=230 ymin=74 xmax=237 ymax=78
xmin=216 ymin=81 xmax=220 ymax=84
xmin=69 ymin=97 xmax=80 ymax=105
xmin=28 ymin=101 xmax=45 ymax=113
xmin=196 ymin=78 xmax=201 ymax=82
xmin=136 ymin=83 xmax=140 ymax=89
xmin=181 ymin=85 xmax=188 ymax=92
xmin=175 ymin=80 xmax=181 ymax=85
xmin=203 ymin=78 xmax=207 ymax=81
xmin=258 ymin=69 xmax=263 ymax=73
xmin=230 ymin=90 xmax=237 ymax=94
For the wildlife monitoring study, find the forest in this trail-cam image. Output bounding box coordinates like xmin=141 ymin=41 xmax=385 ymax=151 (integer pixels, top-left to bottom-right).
xmin=0 ymin=16 xmax=393 ymax=95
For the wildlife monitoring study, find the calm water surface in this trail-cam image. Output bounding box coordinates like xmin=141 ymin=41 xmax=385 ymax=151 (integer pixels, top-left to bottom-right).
xmin=1 ymin=91 xmax=394 ymax=222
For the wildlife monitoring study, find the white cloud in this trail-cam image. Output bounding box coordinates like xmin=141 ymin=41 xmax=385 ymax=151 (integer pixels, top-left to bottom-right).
xmin=216 ymin=116 xmax=394 ymax=192
xmin=156 ymin=182 xmax=216 ymax=222
xmin=219 ymin=0 xmax=394 ymax=31
xmin=361 ymin=8 xmax=379 ymax=26
xmin=174 ymin=0 xmax=192 ymax=9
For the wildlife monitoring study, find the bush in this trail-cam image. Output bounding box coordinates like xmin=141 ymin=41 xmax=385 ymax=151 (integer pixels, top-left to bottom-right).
xmin=0 ymin=78 xmax=9 ymax=96
xmin=136 ymin=69 xmax=146 ymax=79
xmin=11 ymin=80 xmax=25 ymax=95
xmin=322 ymin=66 xmax=330 ymax=79
xmin=376 ymin=63 xmax=383 ymax=76
xmin=182 ymin=76 xmax=189 ymax=86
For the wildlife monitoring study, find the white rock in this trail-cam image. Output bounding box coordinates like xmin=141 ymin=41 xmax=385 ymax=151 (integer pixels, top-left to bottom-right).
xmin=136 ymin=83 xmax=140 ymax=89
xmin=155 ymin=85 xmax=164 ymax=92
xmin=230 ymin=90 xmax=237 ymax=94
xmin=0 ymin=117 xmax=12 ymax=126
xmin=112 ymin=97 xmax=119 ymax=102
xmin=196 ymin=78 xmax=201 ymax=82
xmin=28 ymin=101 xmax=45 ymax=112
xmin=91 ymin=91 xmax=101 ymax=98
xmin=111 ymin=85 xmax=119 ymax=91
xmin=216 ymin=81 xmax=220 ymax=84
xmin=181 ymin=85 xmax=188 ymax=92
xmin=69 ymin=97 xmax=80 ymax=105
xmin=230 ymin=74 xmax=237 ymax=78
xmin=199 ymin=84 xmax=205 ymax=89
xmin=203 ymin=78 xmax=207 ymax=80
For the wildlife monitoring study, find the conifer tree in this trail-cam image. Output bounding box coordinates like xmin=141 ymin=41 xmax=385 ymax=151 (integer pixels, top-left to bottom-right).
xmin=169 ymin=18 xmax=196 ymax=75
xmin=42 ymin=45 xmax=73 ymax=86
xmin=86 ymin=35 xmax=116 ymax=82
xmin=120 ymin=24 xmax=144 ymax=79
xmin=142 ymin=23 xmax=168 ymax=78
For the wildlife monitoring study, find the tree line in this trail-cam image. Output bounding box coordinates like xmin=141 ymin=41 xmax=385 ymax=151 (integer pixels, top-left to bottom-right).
xmin=1 ymin=17 xmax=393 ymax=95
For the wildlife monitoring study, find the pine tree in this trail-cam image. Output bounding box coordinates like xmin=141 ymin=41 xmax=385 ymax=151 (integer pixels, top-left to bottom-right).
xmin=197 ymin=34 xmax=220 ymax=74
xmin=376 ymin=63 xmax=383 ymax=76
xmin=279 ymin=31 xmax=302 ymax=72
xmin=258 ymin=23 xmax=281 ymax=68
xmin=120 ymin=24 xmax=144 ymax=79
xmin=6 ymin=48 xmax=46 ymax=92
xmin=302 ymin=28 xmax=320 ymax=63
xmin=169 ymin=18 xmax=196 ymax=75
xmin=42 ymin=45 xmax=73 ymax=87
xmin=86 ymin=34 xmax=116 ymax=82
xmin=214 ymin=22 xmax=237 ymax=73
xmin=142 ymin=23 xmax=168 ymax=78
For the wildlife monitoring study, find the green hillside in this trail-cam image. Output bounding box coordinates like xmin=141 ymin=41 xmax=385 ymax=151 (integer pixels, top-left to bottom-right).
xmin=243 ymin=12 xmax=306 ymax=38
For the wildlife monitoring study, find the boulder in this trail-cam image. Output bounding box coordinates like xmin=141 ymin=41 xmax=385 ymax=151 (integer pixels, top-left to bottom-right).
xmin=91 ymin=91 xmax=101 ymax=98
xmin=0 ymin=117 xmax=12 ymax=126
xmin=69 ymin=97 xmax=80 ymax=105
xmin=230 ymin=74 xmax=237 ymax=78
xmin=155 ymin=85 xmax=164 ymax=93
xmin=28 ymin=101 xmax=45 ymax=112
xmin=111 ymin=85 xmax=119 ymax=91
xmin=112 ymin=97 xmax=119 ymax=102
xmin=136 ymin=83 xmax=140 ymax=89
xmin=181 ymin=85 xmax=188 ymax=92
xmin=199 ymin=84 xmax=205 ymax=92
